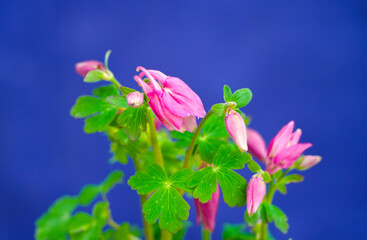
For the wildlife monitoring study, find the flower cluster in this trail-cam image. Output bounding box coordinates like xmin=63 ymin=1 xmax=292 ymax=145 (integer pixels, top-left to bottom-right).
xmin=36 ymin=53 xmax=321 ymax=240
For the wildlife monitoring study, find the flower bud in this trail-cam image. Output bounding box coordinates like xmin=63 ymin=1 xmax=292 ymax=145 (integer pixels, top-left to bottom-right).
xmin=75 ymin=60 xmax=105 ymax=77
xmin=194 ymin=184 xmax=220 ymax=232
xmin=246 ymin=174 xmax=266 ymax=216
xmin=225 ymin=109 xmax=248 ymax=152
xmin=297 ymin=155 xmax=321 ymax=171
xmin=126 ymin=92 xmax=144 ymax=108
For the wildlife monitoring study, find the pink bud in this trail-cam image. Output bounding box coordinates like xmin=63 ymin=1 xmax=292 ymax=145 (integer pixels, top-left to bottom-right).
xmin=75 ymin=60 xmax=105 ymax=77
xmin=225 ymin=109 xmax=248 ymax=152
xmin=297 ymin=155 xmax=321 ymax=170
xmin=194 ymin=184 xmax=220 ymax=232
xmin=246 ymin=174 xmax=266 ymax=216
xmin=126 ymin=92 xmax=144 ymax=108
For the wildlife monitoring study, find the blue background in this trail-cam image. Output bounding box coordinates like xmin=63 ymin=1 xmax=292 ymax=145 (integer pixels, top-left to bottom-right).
xmin=1 ymin=0 xmax=366 ymax=239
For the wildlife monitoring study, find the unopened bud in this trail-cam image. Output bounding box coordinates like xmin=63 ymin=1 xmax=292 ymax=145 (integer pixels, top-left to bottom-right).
xmin=126 ymin=92 xmax=144 ymax=108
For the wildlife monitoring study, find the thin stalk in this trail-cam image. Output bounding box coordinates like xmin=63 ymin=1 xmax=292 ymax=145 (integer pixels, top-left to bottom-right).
xmin=183 ymin=111 xmax=214 ymax=168
xmin=110 ymin=76 xmax=122 ymax=90
xmin=257 ymin=169 xmax=292 ymax=240
xmin=101 ymin=193 xmax=120 ymax=230
xmin=202 ymin=227 xmax=211 ymax=240
xmin=132 ymin=158 xmax=154 ymax=240
xmin=146 ymin=109 xmax=170 ymax=240
xmin=146 ymin=109 xmax=164 ymax=168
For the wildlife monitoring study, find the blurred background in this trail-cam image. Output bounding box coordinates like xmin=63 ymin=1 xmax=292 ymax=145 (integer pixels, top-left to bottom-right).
xmin=1 ymin=0 xmax=366 ymax=239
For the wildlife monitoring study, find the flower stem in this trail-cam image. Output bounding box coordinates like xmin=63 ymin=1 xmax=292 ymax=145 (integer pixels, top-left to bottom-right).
xmin=257 ymin=169 xmax=292 ymax=240
xmin=101 ymin=193 xmax=120 ymax=230
xmin=202 ymin=227 xmax=211 ymax=240
xmin=147 ymin=109 xmax=164 ymax=168
xmin=110 ymin=76 xmax=122 ymax=90
xmin=183 ymin=111 xmax=214 ymax=168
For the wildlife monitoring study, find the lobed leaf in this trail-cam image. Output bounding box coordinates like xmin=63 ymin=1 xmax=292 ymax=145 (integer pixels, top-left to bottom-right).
xmin=228 ymin=88 xmax=252 ymax=108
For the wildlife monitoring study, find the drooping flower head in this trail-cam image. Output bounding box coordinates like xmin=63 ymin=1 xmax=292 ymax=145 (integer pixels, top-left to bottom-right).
xmin=247 ymin=121 xmax=312 ymax=174
xmin=134 ymin=67 xmax=206 ymax=132
xmin=225 ymin=108 xmax=248 ymax=152
xmin=75 ymin=60 xmax=105 ymax=77
xmin=246 ymin=174 xmax=266 ymax=216
xmin=194 ymin=184 xmax=220 ymax=233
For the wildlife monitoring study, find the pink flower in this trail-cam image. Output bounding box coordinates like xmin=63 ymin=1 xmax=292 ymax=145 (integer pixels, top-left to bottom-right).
xmin=194 ymin=184 xmax=220 ymax=233
xmin=247 ymin=121 xmax=312 ymax=174
xmin=126 ymin=92 xmax=144 ymax=108
xmin=75 ymin=60 xmax=105 ymax=77
xmin=134 ymin=66 xmax=206 ymax=132
xmin=225 ymin=109 xmax=248 ymax=152
xmin=246 ymin=174 xmax=266 ymax=216
xmin=297 ymin=155 xmax=321 ymax=170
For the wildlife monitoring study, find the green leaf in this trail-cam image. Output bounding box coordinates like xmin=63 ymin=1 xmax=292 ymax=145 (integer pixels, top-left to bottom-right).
xmin=70 ymin=96 xmax=111 ymax=118
xmin=128 ymin=164 xmax=190 ymax=233
xmin=244 ymin=206 xmax=261 ymax=226
xmin=35 ymin=196 xmax=79 ymax=240
xmin=278 ymin=174 xmax=304 ymax=185
xmin=120 ymin=86 xmax=136 ymax=95
xmin=93 ymin=85 xmax=120 ymax=99
xmin=84 ymin=70 xmax=106 ymax=83
xmin=222 ymin=224 xmax=256 ymax=240
xmin=93 ymin=202 xmax=110 ymax=227
xmin=277 ymin=183 xmax=287 ymax=195
xmin=117 ymin=105 xmax=148 ymax=141
xmin=106 ymin=96 xmax=129 ymax=108
xmin=100 ymin=170 xmax=124 ymax=193
xmin=78 ymin=185 xmax=101 ymax=206
xmin=228 ymin=88 xmax=252 ymax=108
xmin=67 ymin=212 xmax=94 ymax=235
xmin=171 ymin=131 xmax=193 ymax=148
xmin=223 ymin=85 xmax=233 ymax=102
xmin=113 ymin=223 xmax=130 ymax=240
xmin=211 ymin=103 xmax=226 ymax=116
xmin=187 ymin=145 xmax=251 ymax=207
xmin=170 ymin=169 xmax=193 ymax=192
xmin=84 ymin=108 xmax=118 ymax=133
xmin=262 ymin=203 xmax=289 ymax=233
xmin=247 ymin=160 xmax=261 ymax=173
xmin=262 ymin=171 xmax=272 ymax=183
xmin=172 ymin=221 xmax=192 ymax=240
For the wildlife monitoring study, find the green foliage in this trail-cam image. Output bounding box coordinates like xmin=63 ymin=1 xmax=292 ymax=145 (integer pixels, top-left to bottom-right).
xmin=106 ymin=96 xmax=129 ymax=108
xmin=222 ymin=224 xmax=256 ymax=240
xmin=104 ymin=50 xmax=112 ymax=70
xmin=35 ymin=170 xmax=123 ymax=240
xmin=262 ymin=203 xmax=289 ymax=234
xmin=228 ymin=88 xmax=253 ymax=108
xmin=244 ymin=206 xmax=262 ymax=227
xmin=247 ymin=159 xmax=261 ymax=173
xmin=116 ymin=104 xmax=148 ymax=141
xmin=84 ymin=70 xmax=107 ymax=83
xmin=212 ymin=103 xmax=226 ymax=116
xmin=223 ymin=85 xmax=233 ymax=102
xmin=278 ymin=174 xmax=304 ymax=185
xmin=187 ymin=145 xmax=251 ymax=207
xmin=262 ymin=171 xmax=272 ymax=183
xmin=70 ymin=85 xmax=121 ymax=134
xmin=128 ymin=164 xmax=192 ymax=233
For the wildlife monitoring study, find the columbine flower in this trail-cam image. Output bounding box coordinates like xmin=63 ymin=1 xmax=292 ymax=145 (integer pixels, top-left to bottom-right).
xmin=75 ymin=60 xmax=105 ymax=77
xmin=297 ymin=155 xmax=322 ymax=171
xmin=225 ymin=108 xmax=248 ymax=152
xmin=194 ymin=184 xmax=220 ymax=232
xmin=246 ymin=174 xmax=266 ymax=216
xmin=134 ymin=66 xmax=206 ymax=132
xmin=126 ymin=92 xmax=144 ymax=108
xmin=247 ymin=121 xmax=312 ymax=174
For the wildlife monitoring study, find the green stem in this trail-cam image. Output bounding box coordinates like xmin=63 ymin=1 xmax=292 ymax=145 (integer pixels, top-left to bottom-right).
xmin=257 ymin=169 xmax=292 ymax=240
xmin=110 ymin=76 xmax=122 ymax=90
xmin=202 ymin=227 xmax=211 ymax=240
xmin=147 ymin=109 xmax=165 ymax=168
xmin=131 ymin=158 xmax=154 ymax=240
xmin=161 ymin=230 xmax=172 ymax=240
xmin=101 ymin=193 xmax=120 ymax=230
xmin=183 ymin=111 xmax=214 ymax=168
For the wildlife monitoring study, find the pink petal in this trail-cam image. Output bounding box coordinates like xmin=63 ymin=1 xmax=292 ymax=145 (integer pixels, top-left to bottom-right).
xmin=134 ymin=76 xmax=153 ymax=95
xmin=247 ymin=174 xmax=266 ymax=216
xmin=162 ymin=77 xmax=206 ymax=118
xmin=273 ymin=143 xmax=312 ymax=168
xmin=267 ymin=121 xmax=294 ymax=158
xmin=75 ymin=60 xmax=105 ymax=77
xmin=136 ymin=66 xmax=162 ymax=92
xmin=182 ymin=115 xmax=198 ymax=132
xmin=247 ymin=128 xmax=267 ymax=162
xmin=298 ymin=155 xmax=322 ymax=170
xmin=289 ymin=128 xmax=302 ymax=146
